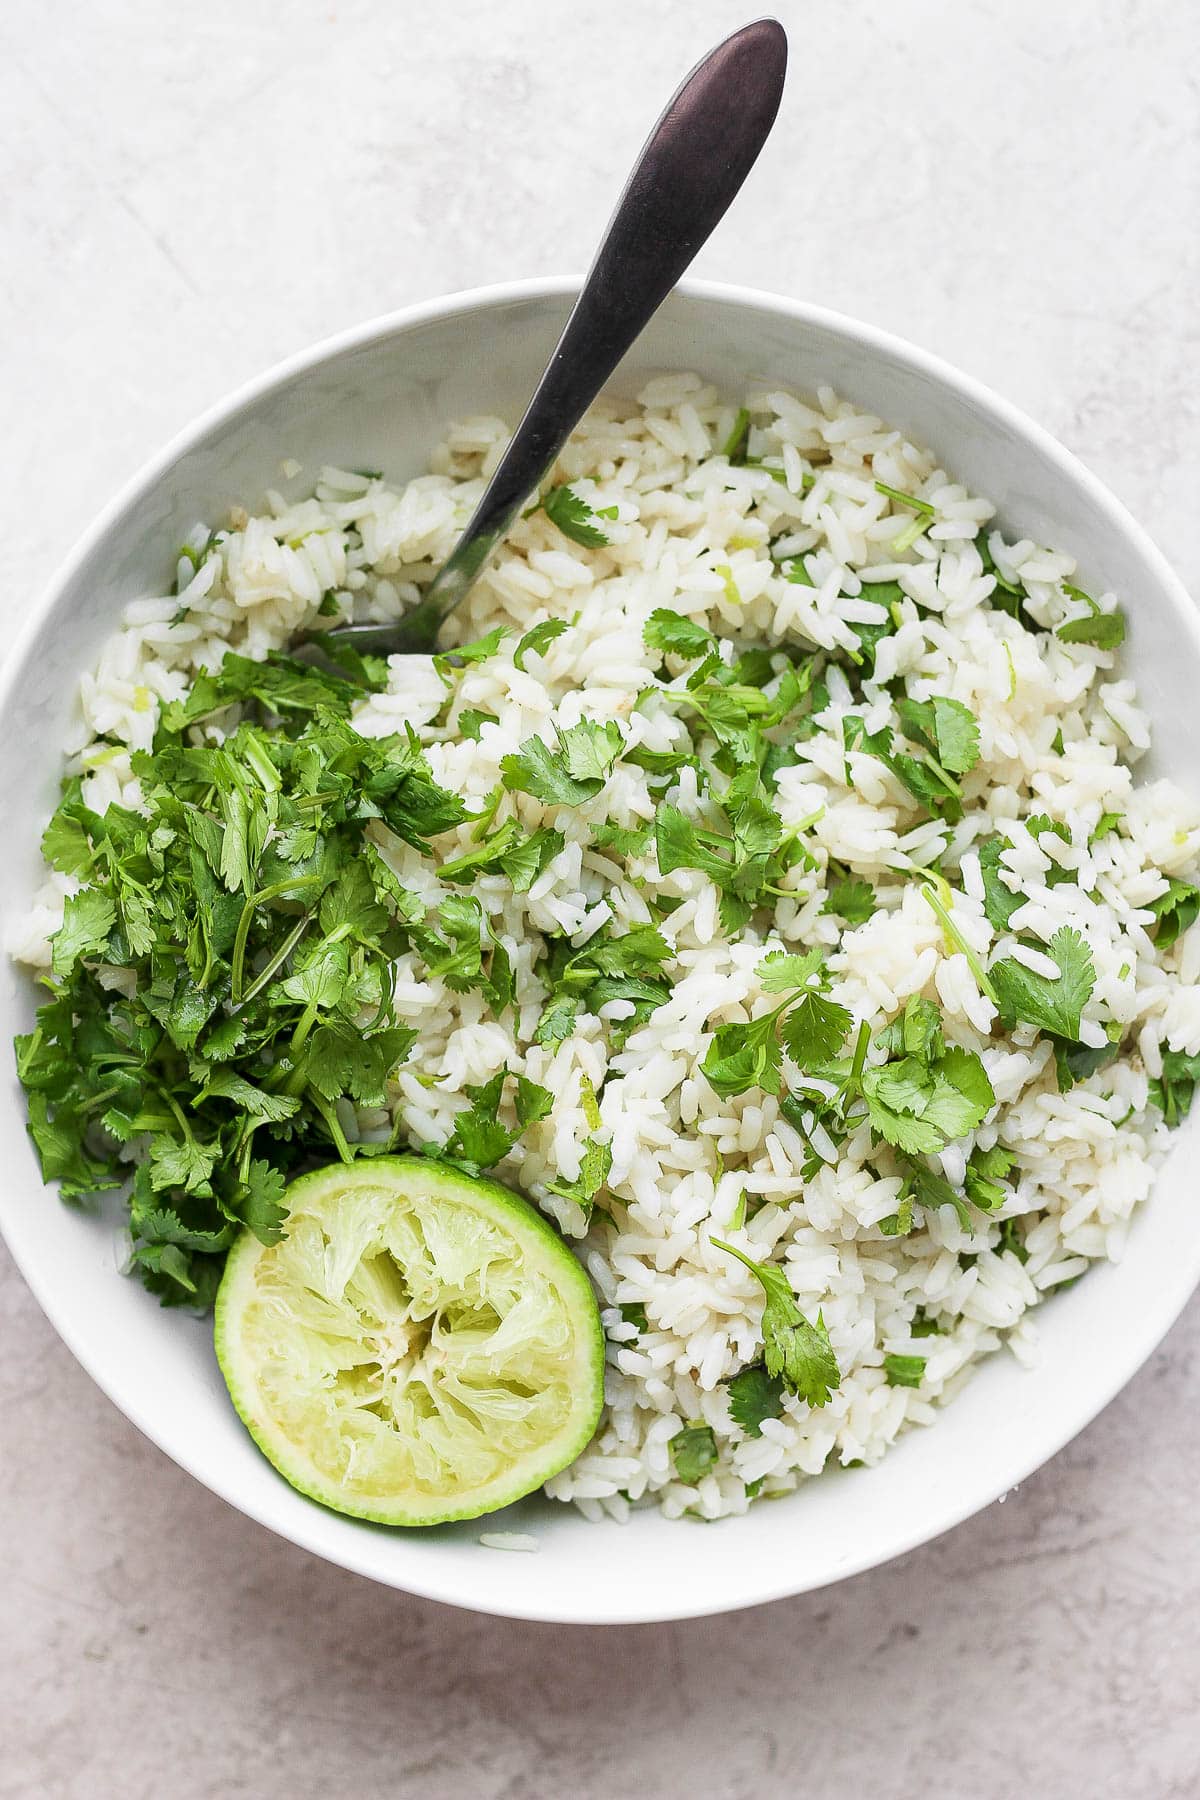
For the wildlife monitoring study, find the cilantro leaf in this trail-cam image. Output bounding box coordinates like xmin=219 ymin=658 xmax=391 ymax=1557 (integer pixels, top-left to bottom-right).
xmin=711 ymin=1239 xmax=840 ymax=1407
xmin=643 ymin=611 xmax=714 ymax=659
xmin=823 ymin=875 xmax=876 ymax=926
xmin=883 ymin=1353 xmax=926 ymax=1388
xmin=501 ymin=719 xmax=623 ymax=806
xmin=560 ymin=718 xmax=624 ymax=785
xmin=534 ymin=993 xmax=580 ymax=1046
xmin=41 ymin=799 xmax=95 ymax=877
xmin=513 ymin=618 xmax=569 ymax=672
xmin=50 ymin=888 xmax=116 ymax=979
xmin=930 ymin=696 xmax=981 ymax=775
xmin=1148 ymin=1047 xmax=1200 ymax=1127
xmin=591 ymin=820 xmax=651 ymax=858
xmin=540 ymin=484 xmax=612 ymax=547
xmin=458 ymin=707 xmax=499 ymax=742
xmin=434 ymin=626 xmax=508 ymax=679
xmin=1148 ymin=879 xmax=1200 ymax=950
xmin=440 ymin=1071 xmax=549 ymax=1174
xmin=757 ymin=949 xmax=823 ymax=993
xmin=1056 ymin=585 xmax=1126 ymax=648
xmin=964 ymin=1142 xmax=1014 ymax=1211
xmin=671 ymin=1422 xmax=718 ymax=1485
xmin=547 ymin=1136 xmax=612 ymax=1215
xmin=726 ymin=1364 xmax=785 ymax=1437
xmin=895 ymin=695 xmax=980 ymax=777
xmin=977 ymin=835 xmax=1021 ymax=931
xmin=862 ymin=1040 xmax=994 ymax=1156
xmin=236 ymin=1160 xmax=289 ymax=1243
xmin=701 ymin=1013 xmax=784 ymax=1099
xmin=780 ymin=990 xmax=853 ymax=1069
xmin=498 ymin=826 xmax=564 ymax=893
xmin=515 ymin=1074 xmax=554 ymax=1129
xmin=991 ymin=926 xmax=1096 ymax=1041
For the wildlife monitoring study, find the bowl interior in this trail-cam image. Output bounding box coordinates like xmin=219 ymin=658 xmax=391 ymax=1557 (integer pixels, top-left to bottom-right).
xmin=1 ymin=281 xmax=1197 ymax=1623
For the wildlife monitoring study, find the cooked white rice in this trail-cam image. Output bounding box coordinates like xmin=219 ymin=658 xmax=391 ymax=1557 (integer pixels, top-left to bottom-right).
xmin=13 ymin=373 xmax=1200 ymax=1524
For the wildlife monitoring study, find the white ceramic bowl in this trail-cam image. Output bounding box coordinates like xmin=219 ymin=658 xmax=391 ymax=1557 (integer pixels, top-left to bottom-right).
xmin=3 ymin=279 xmax=1197 ymax=1625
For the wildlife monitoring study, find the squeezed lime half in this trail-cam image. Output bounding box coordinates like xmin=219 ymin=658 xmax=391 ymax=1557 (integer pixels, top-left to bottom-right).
xmin=214 ymin=1156 xmax=605 ymax=1526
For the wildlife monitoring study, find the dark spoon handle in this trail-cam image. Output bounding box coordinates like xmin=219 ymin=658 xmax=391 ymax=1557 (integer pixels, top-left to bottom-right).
xmin=339 ymin=17 xmax=788 ymax=654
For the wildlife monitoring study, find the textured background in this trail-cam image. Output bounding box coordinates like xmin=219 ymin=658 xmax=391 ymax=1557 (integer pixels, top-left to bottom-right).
xmin=2 ymin=2 xmax=1198 ymax=1795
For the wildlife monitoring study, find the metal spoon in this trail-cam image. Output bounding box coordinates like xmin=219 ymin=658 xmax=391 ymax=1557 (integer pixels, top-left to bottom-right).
xmin=309 ymin=17 xmax=787 ymax=661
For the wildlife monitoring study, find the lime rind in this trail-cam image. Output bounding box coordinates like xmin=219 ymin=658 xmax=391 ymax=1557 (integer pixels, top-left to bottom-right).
xmin=214 ymin=1156 xmax=605 ymax=1526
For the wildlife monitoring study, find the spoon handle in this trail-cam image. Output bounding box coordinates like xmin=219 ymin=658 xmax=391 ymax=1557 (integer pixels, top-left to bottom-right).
xmin=376 ymin=17 xmax=788 ymax=652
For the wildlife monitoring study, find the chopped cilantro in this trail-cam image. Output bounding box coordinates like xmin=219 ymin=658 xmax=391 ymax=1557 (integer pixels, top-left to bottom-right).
xmin=1148 ymin=879 xmax=1199 ymax=950
xmin=1148 ymin=1048 xmax=1200 ymax=1126
xmin=700 ymin=951 xmax=851 ymax=1098
xmin=22 ymin=665 xmax=481 ymax=1299
xmin=1090 ymin=811 xmax=1123 ymax=843
xmin=894 ymin=694 xmax=981 ymax=777
xmin=433 ymin=625 xmax=508 ymax=681
xmin=671 ymin=1422 xmax=718 ymax=1485
xmin=883 ymin=1353 xmax=926 ymax=1388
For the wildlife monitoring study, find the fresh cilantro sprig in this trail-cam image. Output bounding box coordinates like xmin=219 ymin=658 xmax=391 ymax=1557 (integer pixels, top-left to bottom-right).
xmin=711 ymin=1239 xmax=840 ymax=1408
xmin=1056 ymin=583 xmax=1126 ymax=649
xmin=699 ymin=950 xmax=852 ymax=1099
xmin=671 ymin=1422 xmax=718 ymax=1484
xmin=843 ymin=693 xmax=981 ymax=822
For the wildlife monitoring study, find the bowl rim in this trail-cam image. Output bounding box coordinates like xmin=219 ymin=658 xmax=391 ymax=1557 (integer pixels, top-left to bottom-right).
xmin=3 ymin=275 xmax=1199 ymax=1624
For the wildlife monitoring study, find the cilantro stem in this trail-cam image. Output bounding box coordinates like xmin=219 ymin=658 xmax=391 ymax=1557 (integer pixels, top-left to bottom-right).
xmin=847 ymin=1019 xmax=871 ymax=1092
xmin=241 ymin=734 xmax=281 ymax=794
xmin=891 ymin=515 xmax=928 ymax=554
xmin=920 ymin=877 xmax=999 ymax=1003
xmin=230 ymin=875 xmax=323 ymax=1004
xmin=874 ymin=480 xmax=935 ymax=517
xmin=721 ymin=407 xmax=751 ymax=463
xmin=163 ymin=1089 xmax=198 ymax=1144
xmin=238 ymin=909 xmax=315 ymax=1007
xmin=920 ymin=749 xmax=962 ymax=797
xmin=291 ymin=1003 xmax=319 ymax=1057
xmin=306 ymin=1086 xmax=354 ymax=1163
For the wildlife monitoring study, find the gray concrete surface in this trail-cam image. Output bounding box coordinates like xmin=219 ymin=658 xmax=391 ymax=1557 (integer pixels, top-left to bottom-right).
xmin=2 ymin=2 xmax=1198 ymax=1794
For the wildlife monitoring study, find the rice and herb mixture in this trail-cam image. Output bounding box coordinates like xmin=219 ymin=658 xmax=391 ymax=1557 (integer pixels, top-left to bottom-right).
xmin=13 ymin=373 xmax=1200 ymax=1523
